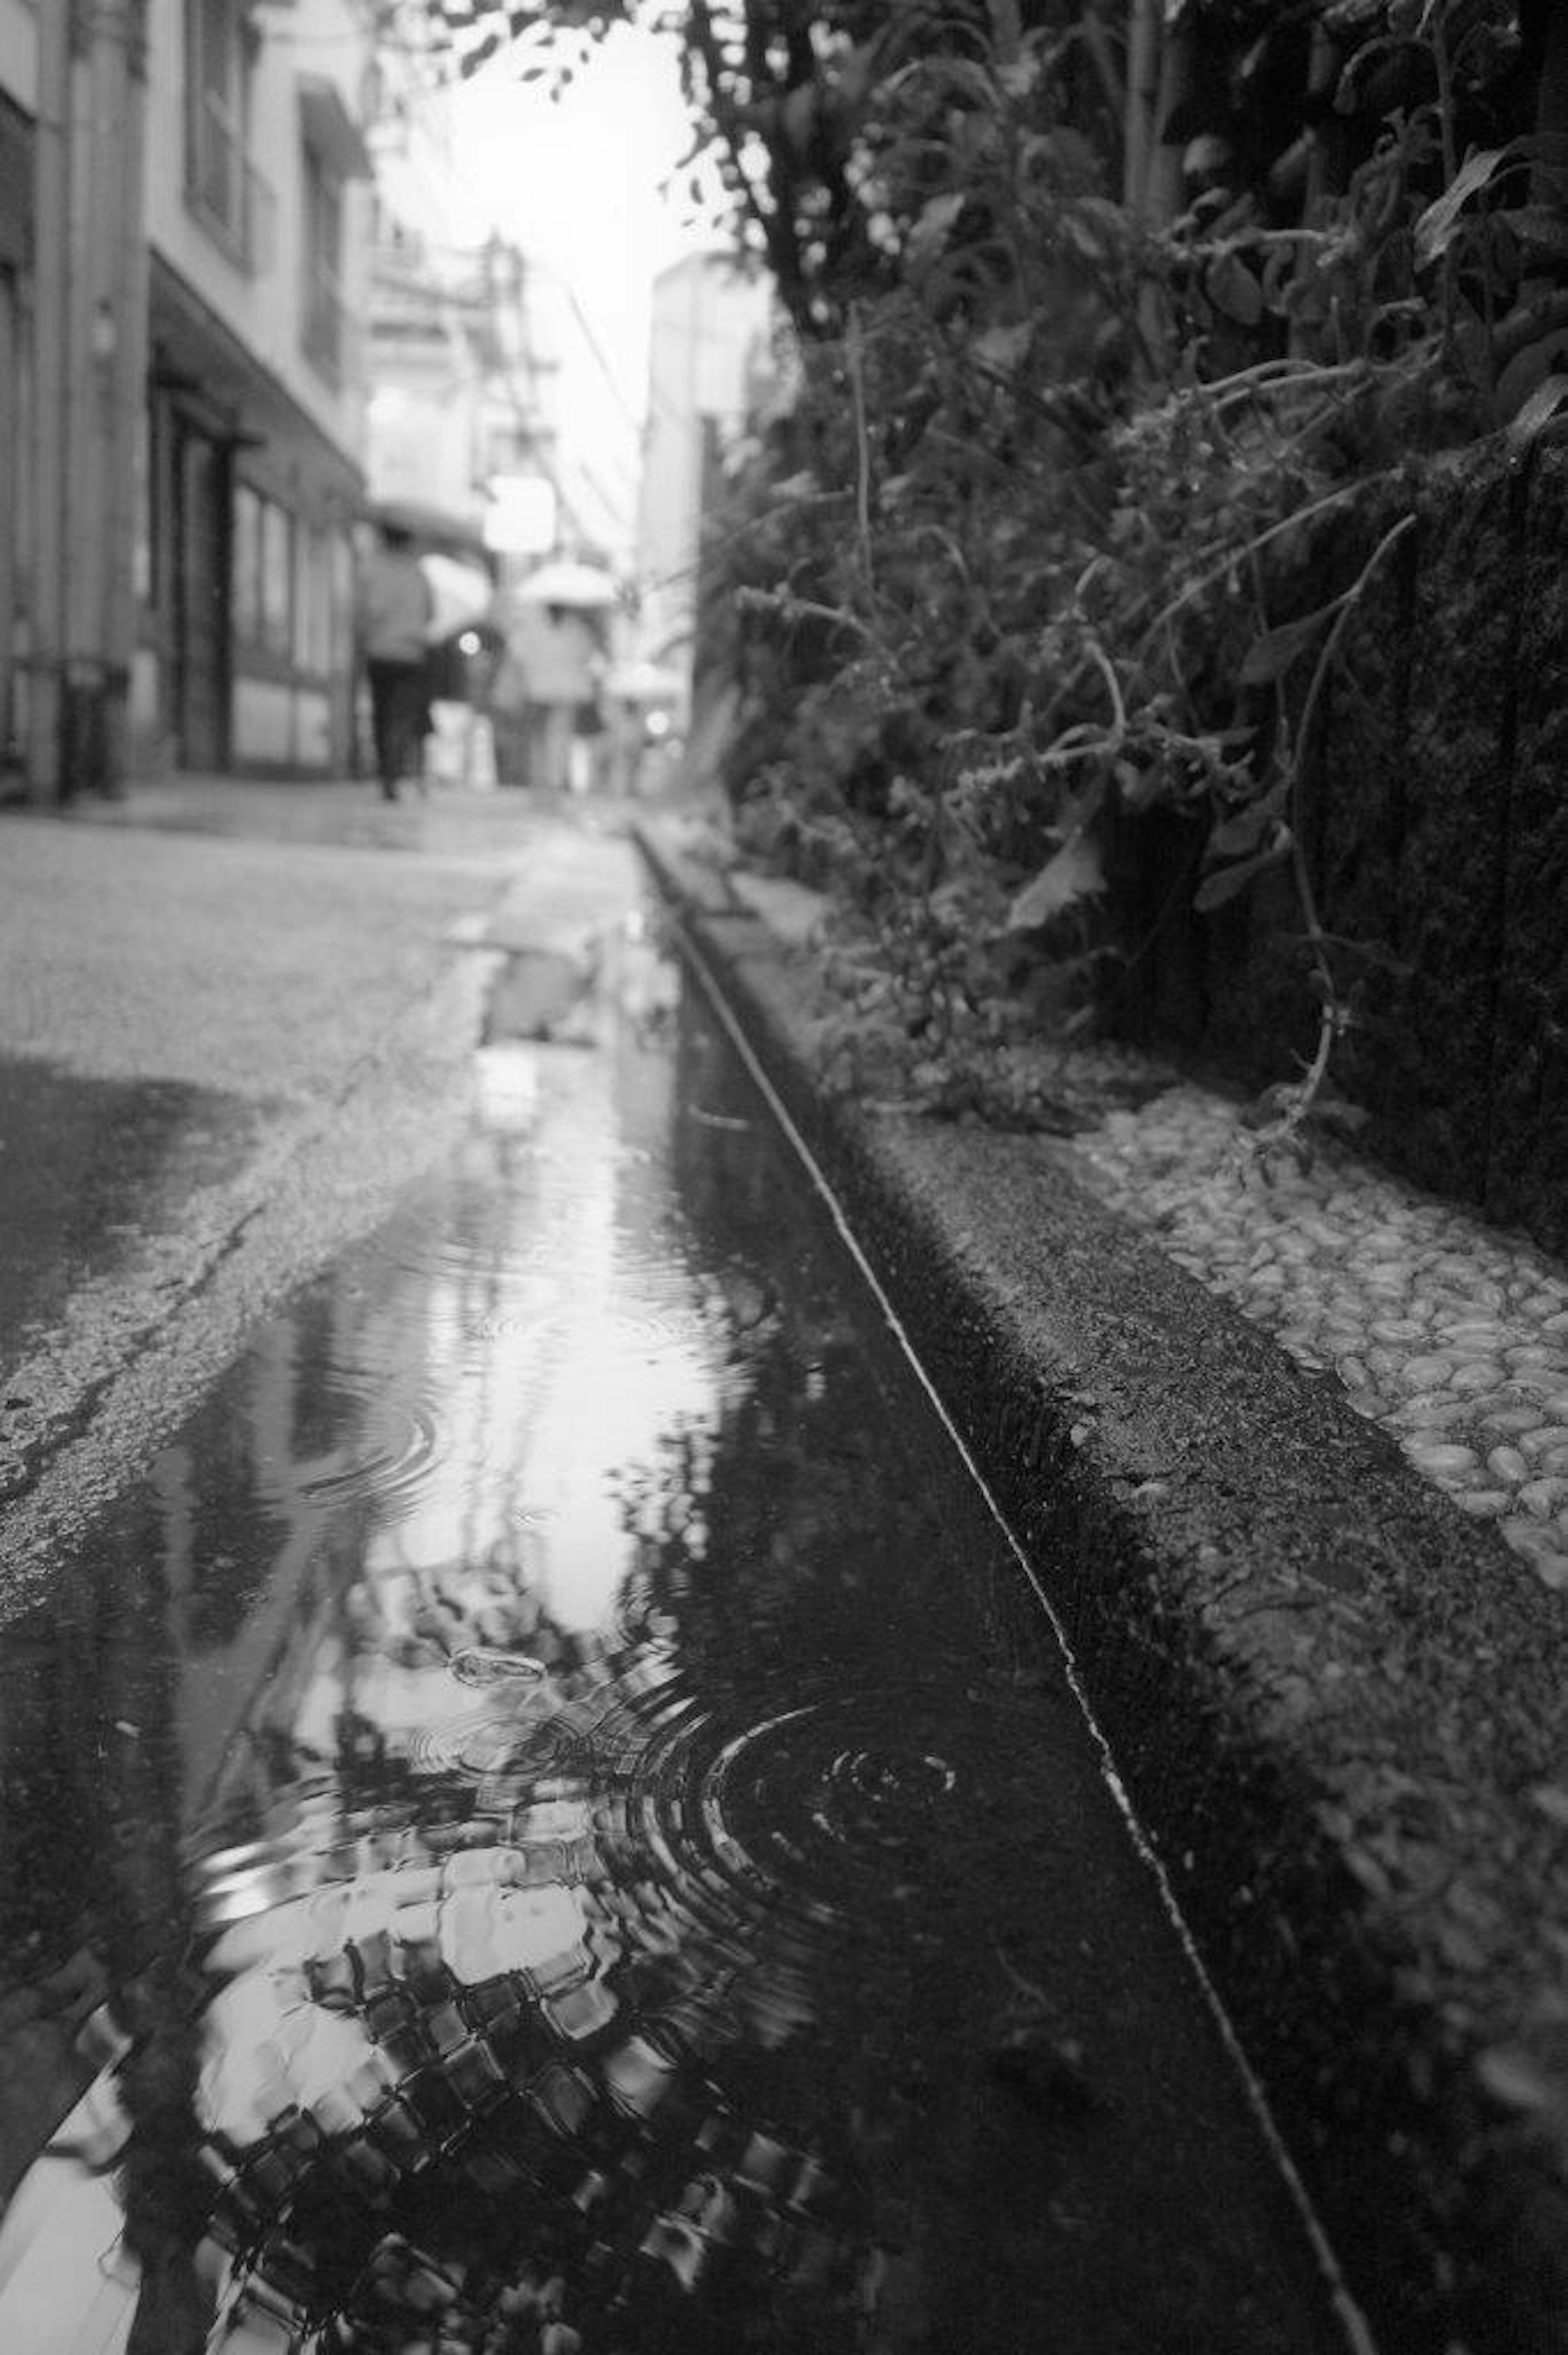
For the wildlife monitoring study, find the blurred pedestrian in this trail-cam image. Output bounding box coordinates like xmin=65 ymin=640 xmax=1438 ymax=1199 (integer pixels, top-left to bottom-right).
xmin=356 ymin=523 xmax=433 ymax=801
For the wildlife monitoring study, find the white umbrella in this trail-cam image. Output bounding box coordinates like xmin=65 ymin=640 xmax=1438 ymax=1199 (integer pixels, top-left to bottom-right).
xmin=420 ymin=553 xmax=494 ymax=642
xmin=605 ymin=658 xmax=684 ymax=703
xmin=512 ymin=559 xmax=620 ymax=610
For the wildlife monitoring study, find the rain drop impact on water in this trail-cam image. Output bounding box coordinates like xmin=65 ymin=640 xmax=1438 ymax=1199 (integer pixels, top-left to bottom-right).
xmin=0 ymin=885 xmax=1359 ymax=2355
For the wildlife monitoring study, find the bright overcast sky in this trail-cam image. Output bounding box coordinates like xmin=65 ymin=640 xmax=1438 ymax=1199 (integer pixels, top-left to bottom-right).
xmin=446 ymin=22 xmax=713 ymax=422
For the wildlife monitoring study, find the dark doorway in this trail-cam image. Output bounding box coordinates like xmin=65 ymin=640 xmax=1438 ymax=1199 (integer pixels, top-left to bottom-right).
xmin=171 ymin=418 xmax=230 ymax=771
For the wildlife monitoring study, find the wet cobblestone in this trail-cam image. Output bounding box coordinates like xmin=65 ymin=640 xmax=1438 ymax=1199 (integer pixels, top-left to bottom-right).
xmin=1069 ymin=1086 xmax=1568 ymax=1590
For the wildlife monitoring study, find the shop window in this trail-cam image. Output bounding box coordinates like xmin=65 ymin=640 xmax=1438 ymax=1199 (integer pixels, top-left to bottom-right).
xmin=294 ymin=525 xmax=335 ymax=674
xmin=234 ymin=488 xmax=292 ymax=664
xmin=331 ymin=531 xmax=354 ymax=660
xmin=232 ymin=484 xmax=261 ymax=647
xmin=259 ymin=500 xmax=292 ymax=660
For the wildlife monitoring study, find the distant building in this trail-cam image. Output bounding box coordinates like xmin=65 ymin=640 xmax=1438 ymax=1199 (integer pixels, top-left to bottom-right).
xmin=364 ymin=222 xmax=559 ymax=563
xmin=362 ymin=210 xmax=640 ymax=593
xmin=633 ymin=250 xmax=773 ymax=730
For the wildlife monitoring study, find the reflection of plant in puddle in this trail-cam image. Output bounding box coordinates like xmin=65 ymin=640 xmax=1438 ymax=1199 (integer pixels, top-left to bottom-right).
xmin=115 ymin=1960 xmax=217 ymax=2355
xmin=175 ymin=1598 xmax=878 ymax=2354
xmin=0 ymin=1949 xmax=109 ymax=2210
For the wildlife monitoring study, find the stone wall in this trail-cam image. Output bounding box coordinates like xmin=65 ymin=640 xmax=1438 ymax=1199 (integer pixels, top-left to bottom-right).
xmin=1105 ymin=440 xmax=1568 ymax=1259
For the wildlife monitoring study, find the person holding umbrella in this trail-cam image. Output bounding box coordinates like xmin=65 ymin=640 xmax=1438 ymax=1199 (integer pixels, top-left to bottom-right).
xmin=354 ymin=521 xmax=434 ymax=801
xmin=490 ymin=559 xmax=619 ymax=794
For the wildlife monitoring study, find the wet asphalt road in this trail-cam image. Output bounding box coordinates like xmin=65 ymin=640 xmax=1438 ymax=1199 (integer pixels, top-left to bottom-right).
xmin=0 ymin=782 xmax=1373 ymax=2353
xmin=0 ymin=783 xmax=622 ymax=1609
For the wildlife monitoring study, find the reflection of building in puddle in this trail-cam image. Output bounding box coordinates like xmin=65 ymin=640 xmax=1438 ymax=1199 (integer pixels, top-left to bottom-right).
xmin=348 ymin=1013 xmax=722 ymax=1641
xmin=179 ymin=1621 xmax=850 ymax=2351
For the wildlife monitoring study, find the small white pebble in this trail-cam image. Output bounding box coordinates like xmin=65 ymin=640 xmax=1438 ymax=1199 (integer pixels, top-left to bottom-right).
xmin=1371 ymin=1318 xmax=1426 ymax=1344
xmin=1319 ymin=1323 xmax=1365 ymax=1357
xmin=1337 ymin=1356 xmax=1370 ymax=1391
xmin=1500 ymin=1519 xmax=1568 ymax=1576
xmin=1520 ymin=1425 xmax=1568 ymax=1460
xmin=1457 ymin=1489 xmax=1511 ymax=1517
xmin=1403 ymin=1353 xmax=1456 ymax=1387
xmin=1390 ymin=1395 xmax=1470 ymax=1432
xmin=1448 ymin=1358 xmax=1505 ymax=1396
xmin=1480 ymin=1406 xmax=1544 ymax=1435
xmin=1520 ymin=1477 xmax=1568 ymax=1519
xmin=1488 ymin=1446 xmax=1530 ymax=1485
xmin=1405 ymin=1440 xmax=1479 ymax=1476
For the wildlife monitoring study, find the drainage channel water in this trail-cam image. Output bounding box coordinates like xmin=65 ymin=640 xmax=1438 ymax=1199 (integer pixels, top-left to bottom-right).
xmin=0 ymin=882 xmax=1369 ymax=2355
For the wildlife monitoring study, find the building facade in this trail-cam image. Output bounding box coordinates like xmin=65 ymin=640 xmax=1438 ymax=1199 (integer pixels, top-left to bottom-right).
xmin=0 ymin=0 xmax=378 ymax=795
xmin=141 ymin=0 xmax=374 ymax=778
xmin=0 ymin=7 xmax=35 ymax=792
xmin=633 ymin=250 xmax=772 ymax=735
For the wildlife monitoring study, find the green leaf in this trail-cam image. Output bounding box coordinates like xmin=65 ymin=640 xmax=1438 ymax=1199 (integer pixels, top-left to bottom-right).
xmin=1205 ymin=252 xmax=1264 ymax=328
xmin=1494 ymin=206 xmax=1568 ymax=263
xmin=1007 ymin=830 xmax=1105 ymax=932
xmin=906 ymin=192 xmax=967 ymax=268
xmin=1239 ymin=598 xmax=1345 ymax=686
xmin=971 ymin=322 xmax=1031 ymax=373
xmin=1205 ymin=779 xmax=1288 ymax=862
xmin=1505 ymin=372 xmax=1568 ymax=448
xmin=1193 ymin=831 xmax=1290 ymax=914
xmin=1410 ymin=137 xmax=1568 ymax=270
xmin=1334 ymin=33 xmax=1418 ymax=118
xmin=1494 ymin=330 xmax=1568 ymax=423
xmin=1414 ymin=146 xmax=1509 ymax=268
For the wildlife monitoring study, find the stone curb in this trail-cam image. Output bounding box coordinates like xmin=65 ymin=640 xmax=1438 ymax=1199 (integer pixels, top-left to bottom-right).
xmin=636 ymin=819 xmax=1568 ymax=2355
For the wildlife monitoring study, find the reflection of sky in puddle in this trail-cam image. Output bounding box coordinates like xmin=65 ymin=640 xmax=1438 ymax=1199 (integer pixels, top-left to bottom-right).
xmin=356 ymin=1031 xmax=718 ymax=1635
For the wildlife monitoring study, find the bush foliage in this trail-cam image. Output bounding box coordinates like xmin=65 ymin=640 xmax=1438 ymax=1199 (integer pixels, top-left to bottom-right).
xmin=428 ymin=0 xmax=1568 ymax=1138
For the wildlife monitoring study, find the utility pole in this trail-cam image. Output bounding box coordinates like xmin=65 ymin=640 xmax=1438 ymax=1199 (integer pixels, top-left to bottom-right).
xmin=26 ymin=0 xmax=75 ymax=803
xmin=64 ymin=0 xmax=149 ymax=797
xmin=102 ymin=4 xmax=152 ymax=799
xmin=28 ymin=0 xmax=149 ymax=803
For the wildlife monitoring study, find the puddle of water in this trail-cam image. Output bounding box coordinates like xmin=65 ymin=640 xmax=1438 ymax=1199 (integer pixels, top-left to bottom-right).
xmin=0 ymin=902 xmax=1360 ymax=2354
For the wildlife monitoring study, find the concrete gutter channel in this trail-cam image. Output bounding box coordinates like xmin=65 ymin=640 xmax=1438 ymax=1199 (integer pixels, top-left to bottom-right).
xmin=635 ymin=821 xmax=1568 ymax=2355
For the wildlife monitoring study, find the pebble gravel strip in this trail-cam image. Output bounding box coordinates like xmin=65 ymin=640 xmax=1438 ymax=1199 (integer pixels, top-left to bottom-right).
xmin=1068 ymin=1086 xmax=1568 ymax=1590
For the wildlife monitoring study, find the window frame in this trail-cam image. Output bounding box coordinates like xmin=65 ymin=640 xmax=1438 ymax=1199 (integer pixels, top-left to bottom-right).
xmin=184 ymin=0 xmax=272 ymax=272
xmin=300 ymin=139 xmax=346 ymax=386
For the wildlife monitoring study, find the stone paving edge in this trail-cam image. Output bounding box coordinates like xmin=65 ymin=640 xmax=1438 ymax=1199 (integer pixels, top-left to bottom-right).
xmin=636 ymin=819 xmax=1568 ymax=2355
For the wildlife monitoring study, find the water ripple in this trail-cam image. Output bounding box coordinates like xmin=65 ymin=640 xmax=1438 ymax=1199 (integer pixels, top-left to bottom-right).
xmin=292 ymin=1383 xmax=447 ymax=1511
